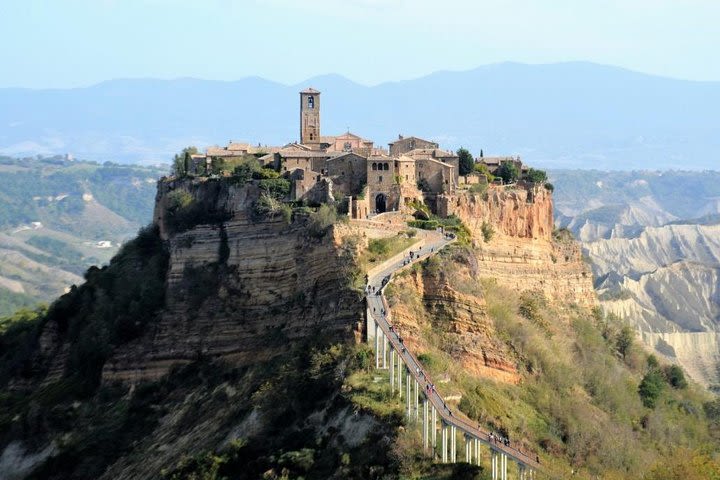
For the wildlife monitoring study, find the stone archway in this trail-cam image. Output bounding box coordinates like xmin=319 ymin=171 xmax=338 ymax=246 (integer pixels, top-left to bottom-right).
xmin=375 ymin=193 xmax=387 ymax=213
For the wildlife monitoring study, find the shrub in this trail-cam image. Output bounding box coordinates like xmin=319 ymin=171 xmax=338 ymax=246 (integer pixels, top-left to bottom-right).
xmin=615 ymin=325 xmax=634 ymax=360
xmin=496 ymin=162 xmax=519 ymax=184
xmin=663 ymin=364 xmax=688 ymax=389
xmin=257 ymin=178 xmax=290 ymax=201
xmin=639 ymin=370 xmax=665 ymax=408
xmin=469 ymin=182 xmax=487 ymax=195
xmin=525 ymin=167 xmax=548 ymax=184
xmin=408 ymin=220 xmax=438 ymax=230
xmin=474 ymin=162 xmax=495 ymax=182
xmin=253 ymin=194 xmax=292 ymax=223
xmin=307 ymin=204 xmax=338 ymax=238
xmin=544 ymin=182 xmax=555 ymax=192
xmin=481 ymin=221 xmax=494 ymax=242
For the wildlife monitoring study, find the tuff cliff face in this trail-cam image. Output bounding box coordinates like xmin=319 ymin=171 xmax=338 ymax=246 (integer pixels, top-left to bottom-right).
xmin=441 ymin=187 xmax=596 ymax=308
xmin=103 ymin=178 xmax=363 ymax=383
xmin=386 ymin=187 xmax=596 ymax=385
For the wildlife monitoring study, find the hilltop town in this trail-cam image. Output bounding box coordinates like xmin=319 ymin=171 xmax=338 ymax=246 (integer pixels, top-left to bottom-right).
xmin=178 ymin=88 xmax=549 ymax=219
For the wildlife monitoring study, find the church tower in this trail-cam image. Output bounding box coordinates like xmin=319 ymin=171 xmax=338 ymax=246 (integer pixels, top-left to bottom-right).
xmin=300 ymin=88 xmax=321 ymax=145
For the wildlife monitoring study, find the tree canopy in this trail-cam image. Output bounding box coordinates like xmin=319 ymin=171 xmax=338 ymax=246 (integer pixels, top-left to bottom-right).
xmin=496 ymin=161 xmax=519 ymax=184
xmin=456 ymin=147 xmax=474 ymax=176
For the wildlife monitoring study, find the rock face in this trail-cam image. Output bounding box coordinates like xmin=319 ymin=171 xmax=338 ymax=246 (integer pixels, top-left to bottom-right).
xmin=388 ymin=187 xmax=595 ymax=384
xmin=443 ymin=187 xmax=596 ymax=308
xmin=103 ymin=178 xmax=363 ymax=383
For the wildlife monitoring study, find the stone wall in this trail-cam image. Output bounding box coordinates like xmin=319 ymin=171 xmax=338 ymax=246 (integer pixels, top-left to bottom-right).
xmin=326 ymin=153 xmax=367 ymax=196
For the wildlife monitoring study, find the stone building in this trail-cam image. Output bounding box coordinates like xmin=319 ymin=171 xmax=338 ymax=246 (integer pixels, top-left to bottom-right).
xmin=200 ymin=88 xmax=461 ymax=217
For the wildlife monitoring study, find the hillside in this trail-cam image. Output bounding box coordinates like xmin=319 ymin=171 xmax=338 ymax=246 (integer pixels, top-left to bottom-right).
xmin=2 ymin=63 xmax=720 ymax=169
xmin=0 ymin=156 xmax=166 ymax=316
xmin=552 ymin=169 xmax=720 ymax=391
xmin=1 ymin=171 xmax=718 ymax=479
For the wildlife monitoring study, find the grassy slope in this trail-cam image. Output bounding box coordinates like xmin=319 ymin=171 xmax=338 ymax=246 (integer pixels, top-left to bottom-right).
xmin=378 ymin=245 xmax=720 ymax=479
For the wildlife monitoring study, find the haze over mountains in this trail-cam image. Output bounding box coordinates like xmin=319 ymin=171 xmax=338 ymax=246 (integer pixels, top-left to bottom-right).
xmin=2 ymin=62 xmax=719 ymax=169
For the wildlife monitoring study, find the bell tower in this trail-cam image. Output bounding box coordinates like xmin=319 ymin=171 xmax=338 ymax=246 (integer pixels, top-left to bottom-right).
xmin=300 ymin=88 xmax=321 ymax=145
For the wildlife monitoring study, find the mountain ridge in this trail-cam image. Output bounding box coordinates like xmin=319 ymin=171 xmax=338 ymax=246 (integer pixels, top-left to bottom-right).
xmin=2 ymin=62 xmax=719 ymax=168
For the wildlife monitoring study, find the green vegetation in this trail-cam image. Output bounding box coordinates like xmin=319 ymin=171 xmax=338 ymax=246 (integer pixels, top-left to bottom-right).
xmin=357 ymin=232 xmax=419 ymax=272
xmin=172 ymin=146 xmax=199 ymax=177
xmin=0 ymin=155 xmax=164 ymax=230
xmin=473 ymin=162 xmax=495 ymax=183
xmin=457 ymin=147 xmax=474 ymax=176
xmin=496 ymin=162 xmax=519 ymax=184
xmin=407 ymin=215 xmax=471 ymax=245
xmin=480 ymin=221 xmax=494 ymax=242
xmin=524 ymin=168 xmax=547 ymax=184
xmin=307 ymin=204 xmax=341 ymax=238
xmin=383 ymin=251 xmax=719 ymax=479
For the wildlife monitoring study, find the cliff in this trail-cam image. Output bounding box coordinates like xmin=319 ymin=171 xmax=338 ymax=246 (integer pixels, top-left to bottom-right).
xmin=441 ymin=186 xmax=596 ymax=308
xmin=103 ymin=177 xmax=363 ymax=383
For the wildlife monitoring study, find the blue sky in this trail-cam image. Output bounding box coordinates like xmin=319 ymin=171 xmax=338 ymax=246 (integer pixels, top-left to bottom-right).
xmin=1 ymin=0 xmax=719 ymax=88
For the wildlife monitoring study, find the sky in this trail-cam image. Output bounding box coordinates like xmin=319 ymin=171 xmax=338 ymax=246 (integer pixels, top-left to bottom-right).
xmin=1 ymin=0 xmax=719 ymax=88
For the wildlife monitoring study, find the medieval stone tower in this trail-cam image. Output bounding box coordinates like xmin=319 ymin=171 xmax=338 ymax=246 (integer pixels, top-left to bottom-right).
xmin=300 ymin=88 xmax=321 ymax=144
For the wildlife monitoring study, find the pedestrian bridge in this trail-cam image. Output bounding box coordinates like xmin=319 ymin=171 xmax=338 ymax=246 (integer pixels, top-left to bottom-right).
xmin=364 ymin=229 xmax=543 ymax=480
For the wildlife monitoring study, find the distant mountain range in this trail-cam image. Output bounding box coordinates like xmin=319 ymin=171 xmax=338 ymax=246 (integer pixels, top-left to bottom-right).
xmin=1 ymin=62 xmax=719 ymax=169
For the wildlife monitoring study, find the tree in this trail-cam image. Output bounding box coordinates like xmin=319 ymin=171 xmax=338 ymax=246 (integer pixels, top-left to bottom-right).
xmin=457 ymin=147 xmax=474 ymax=176
xmin=496 ymin=161 xmax=519 ymax=184
xmin=172 ymin=146 xmax=198 ymax=177
xmin=525 ymin=167 xmax=548 ymax=184
xmin=663 ymin=364 xmax=688 ymax=389
xmin=639 ymin=370 xmax=665 ymax=408
xmin=615 ymin=325 xmax=634 ymax=360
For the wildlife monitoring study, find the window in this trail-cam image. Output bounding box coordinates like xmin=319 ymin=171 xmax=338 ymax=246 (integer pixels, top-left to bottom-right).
xmin=379 ymin=175 xmax=383 ymax=183
xmin=372 ymin=162 xmax=377 ymax=171
xmin=383 ymin=163 xmax=389 ymax=171
xmin=308 ymin=96 xmax=314 ymax=109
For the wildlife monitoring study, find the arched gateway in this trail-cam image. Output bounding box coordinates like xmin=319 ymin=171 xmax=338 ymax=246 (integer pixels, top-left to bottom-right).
xmin=375 ymin=193 xmax=387 ymax=213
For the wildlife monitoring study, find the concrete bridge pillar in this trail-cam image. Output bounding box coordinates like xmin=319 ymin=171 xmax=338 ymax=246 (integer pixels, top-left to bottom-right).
xmin=441 ymin=422 xmax=448 ymax=463
xmin=389 ymin=348 xmax=395 ymax=390
xmin=405 ymin=369 xmax=412 ymax=418
xmin=491 ymin=449 xmax=498 ymax=480
xmin=464 ymin=435 xmax=472 ymax=463
xmin=431 ymin=405 xmax=437 ymax=450
xmin=450 ymin=424 xmax=457 ymax=462
xmin=518 ymin=463 xmax=526 ymax=480
xmin=414 ymin=379 xmax=419 ymax=419
xmin=374 ymin=323 xmax=380 ymax=369
xmin=382 ymin=334 xmax=387 ymax=369
xmin=501 ymin=452 xmax=507 ymax=480
xmin=422 ymin=398 xmax=429 ymax=450
xmin=474 ymin=437 xmax=480 ymax=466
xmin=397 ymin=355 xmax=403 ymax=398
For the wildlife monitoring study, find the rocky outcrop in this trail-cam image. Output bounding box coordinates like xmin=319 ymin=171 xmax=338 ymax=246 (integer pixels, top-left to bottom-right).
xmin=103 ymin=178 xmax=363 ymax=384
xmin=390 ymin=266 xmax=521 ymax=384
xmin=444 ymin=187 xmax=596 ymax=308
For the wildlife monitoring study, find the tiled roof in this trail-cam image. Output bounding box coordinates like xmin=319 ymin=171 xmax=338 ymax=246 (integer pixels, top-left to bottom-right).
xmin=279 ymin=149 xmax=338 ymax=158
xmin=300 ymin=87 xmax=321 ymax=94
xmin=227 ymin=142 xmax=250 ymax=151
xmin=388 ymin=135 xmax=435 ymax=146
